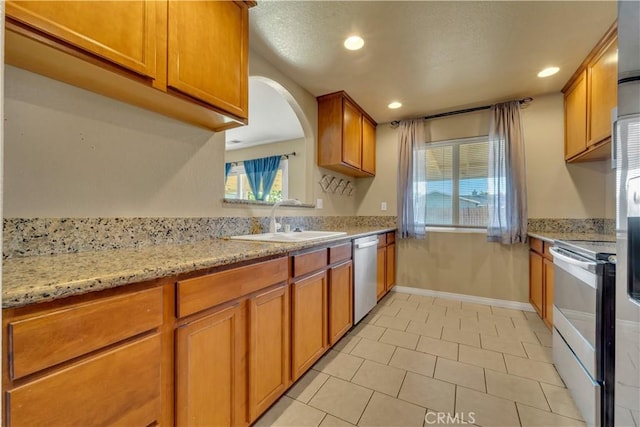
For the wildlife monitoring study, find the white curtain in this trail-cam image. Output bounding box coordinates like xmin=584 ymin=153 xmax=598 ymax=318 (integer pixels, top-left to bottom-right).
xmin=397 ymin=119 xmax=426 ymax=239
xmin=487 ymin=101 xmax=528 ymax=244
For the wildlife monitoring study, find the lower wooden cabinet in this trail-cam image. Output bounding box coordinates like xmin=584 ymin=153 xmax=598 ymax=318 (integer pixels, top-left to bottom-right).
xmin=2 ymin=233 xmax=388 ymax=426
xmin=248 ymin=284 xmax=290 ymax=422
xmin=376 ymin=232 xmax=397 ymax=300
xmin=6 ymin=333 xmax=162 ymax=426
xmin=376 ymin=246 xmax=386 ymax=300
xmin=386 ymin=242 xmax=396 ymax=291
xmin=3 ymin=284 xmax=166 ymax=427
xmin=175 ymin=302 xmax=246 ymax=427
xmin=529 ymin=250 xmax=544 ymax=317
xmin=328 ymin=260 xmax=353 ymax=345
xmin=543 ymin=258 xmax=555 ymax=328
xmin=529 ymin=237 xmax=554 ymax=328
xmin=291 ymin=271 xmax=328 ymax=381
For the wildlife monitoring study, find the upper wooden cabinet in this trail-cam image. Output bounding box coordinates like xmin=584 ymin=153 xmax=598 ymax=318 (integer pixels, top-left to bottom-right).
xmin=318 ymin=91 xmax=378 ymax=177
xmin=167 ymin=0 xmax=248 ymax=119
xmin=362 ymin=116 xmax=377 ymax=175
xmin=5 ymin=0 xmax=254 ymax=131
xmin=563 ymin=22 xmax=617 ymax=163
xmin=588 ymin=37 xmax=618 ymax=145
xmin=5 ymin=1 xmax=158 ymax=78
xmin=564 ymin=71 xmax=588 ymax=160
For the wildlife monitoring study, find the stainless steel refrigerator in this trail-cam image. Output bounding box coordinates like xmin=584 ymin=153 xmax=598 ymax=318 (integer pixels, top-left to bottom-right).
xmin=615 ymin=1 xmax=640 ymax=425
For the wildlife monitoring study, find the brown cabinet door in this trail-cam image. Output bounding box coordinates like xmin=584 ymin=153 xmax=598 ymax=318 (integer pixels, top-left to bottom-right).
xmin=291 ymin=271 xmax=328 ymax=381
xmin=176 ymin=303 xmax=245 ymax=427
xmin=588 ymin=38 xmax=618 ymax=146
xmin=7 ymin=334 xmax=162 ymax=427
xmin=386 ymin=243 xmax=396 ymax=291
xmin=543 ymin=258 xmax=555 ymax=328
xmin=248 ymin=284 xmax=290 ymax=422
xmin=168 ymin=0 xmax=249 ymax=119
xmin=565 ymin=70 xmax=587 ymax=160
xmin=529 ymin=251 xmax=544 ymax=317
xmin=329 ymin=261 xmax=353 ymax=345
xmin=361 ymin=116 xmax=376 ymax=175
xmin=6 ymin=1 xmax=158 ymax=78
xmin=342 ymin=98 xmax=363 ymax=169
xmin=376 ymin=246 xmax=387 ymax=300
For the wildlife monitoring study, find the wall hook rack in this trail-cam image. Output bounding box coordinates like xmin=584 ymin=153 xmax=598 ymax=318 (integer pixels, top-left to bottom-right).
xmin=319 ymin=174 xmax=355 ymax=196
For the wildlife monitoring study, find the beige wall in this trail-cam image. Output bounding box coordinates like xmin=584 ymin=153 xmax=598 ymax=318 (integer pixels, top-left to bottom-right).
xmin=522 ymin=93 xmax=615 ymax=219
xmin=358 ymin=93 xmax=615 ymax=219
xmin=3 ymin=50 xmax=357 ymax=218
xmin=361 ymin=92 xmax=614 ymax=302
xmin=397 ymin=233 xmax=529 ymax=302
xmin=225 ymin=138 xmax=306 ymax=202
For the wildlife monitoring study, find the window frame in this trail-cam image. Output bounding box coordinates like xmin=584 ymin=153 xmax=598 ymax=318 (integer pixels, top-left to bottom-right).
xmin=420 ymin=135 xmax=489 ymax=229
xmin=225 ymin=159 xmax=288 ymax=202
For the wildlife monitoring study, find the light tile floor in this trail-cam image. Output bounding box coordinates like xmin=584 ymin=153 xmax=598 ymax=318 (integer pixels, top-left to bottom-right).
xmin=254 ymin=291 xmax=586 ymax=427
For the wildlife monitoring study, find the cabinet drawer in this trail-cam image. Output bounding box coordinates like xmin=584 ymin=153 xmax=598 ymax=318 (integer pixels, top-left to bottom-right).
xmin=530 ymin=237 xmax=543 ymax=254
xmin=8 ymin=287 xmax=163 ymax=380
xmin=329 ymin=243 xmax=352 ymax=265
xmin=7 ymin=333 xmax=162 ymax=427
xmin=377 ymin=234 xmax=387 ymax=248
xmin=292 ymin=249 xmax=328 ymax=278
xmin=386 ymin=232 xmax=395 ymax=245
xmin=177 ymin=257 xmax=288 ymax=318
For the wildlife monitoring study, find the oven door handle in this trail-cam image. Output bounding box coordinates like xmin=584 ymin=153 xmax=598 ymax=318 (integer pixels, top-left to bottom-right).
xmin=549 ymin=247 xmax=597 ymax=270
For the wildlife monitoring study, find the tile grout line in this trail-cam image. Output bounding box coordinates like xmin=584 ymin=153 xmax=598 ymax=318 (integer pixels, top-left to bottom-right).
xmin=515 ymin=398 xmax=524 ymax=427
xmin=354 ymin=386 xmax=376 ymax=426
xmin=537 ymin=379 xmax=554 ymax=413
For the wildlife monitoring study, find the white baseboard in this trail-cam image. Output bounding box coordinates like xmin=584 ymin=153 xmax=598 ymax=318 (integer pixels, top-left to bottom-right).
xmin=392 ymin=285 xmax=535 ymax=312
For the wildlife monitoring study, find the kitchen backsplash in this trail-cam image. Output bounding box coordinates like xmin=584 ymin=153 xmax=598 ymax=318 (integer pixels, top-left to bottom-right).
xmin=3 ymin=216 xmax=397 ymax=259
xmin=4 ymin=216 xmax=612 ymax=259
xmin=528 ymin=218 xmax=615 ymax=235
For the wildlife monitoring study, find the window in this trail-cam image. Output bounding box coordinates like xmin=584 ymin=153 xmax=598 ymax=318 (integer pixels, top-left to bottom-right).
xmin=225 ymin=160 xmax=288 ymax=202
xmin=418 ymin=136 xmax=489 ymax=227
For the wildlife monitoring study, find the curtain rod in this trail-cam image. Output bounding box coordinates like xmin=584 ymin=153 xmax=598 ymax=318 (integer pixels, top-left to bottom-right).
xmin=389 ymin=97 xmax=533 ymax=127
xmin=227 ymin=152 xmax=296 ymax=167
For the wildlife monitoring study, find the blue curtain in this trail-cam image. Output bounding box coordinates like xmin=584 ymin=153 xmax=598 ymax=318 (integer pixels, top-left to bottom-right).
xmin=243 ymin=155 xmax=281 ymax=200
xmin=260 ymin=155 xmax=282 ymax=200
xmin=224 ymin=163 xmax=232 ymax=182
xmin=243 ymin=159 xmax=263 ymax=200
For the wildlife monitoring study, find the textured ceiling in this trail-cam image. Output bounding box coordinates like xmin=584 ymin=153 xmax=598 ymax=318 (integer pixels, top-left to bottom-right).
xmin=249 ymin=1 xmax=617 ymax=124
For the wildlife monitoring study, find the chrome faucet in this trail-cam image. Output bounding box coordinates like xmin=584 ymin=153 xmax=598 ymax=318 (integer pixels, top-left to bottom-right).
xmin=269 ymin=199 xmax=302 ymax=233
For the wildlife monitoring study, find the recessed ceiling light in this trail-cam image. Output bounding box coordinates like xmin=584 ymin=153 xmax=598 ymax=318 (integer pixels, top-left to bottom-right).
xmin=537 ymin=67 xmax=560 ymax=78
xmin=388 ymin=101 xmax=402 ymax=109
xmin=344 ymin=35 xmax=364 ymax=51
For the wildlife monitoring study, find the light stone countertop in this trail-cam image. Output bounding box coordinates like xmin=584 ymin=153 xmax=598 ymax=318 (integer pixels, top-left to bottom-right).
xmin=528 ymin=231 xmax=616 ymax=244
xmin=3 ymin=227 xmax=395 ymax=309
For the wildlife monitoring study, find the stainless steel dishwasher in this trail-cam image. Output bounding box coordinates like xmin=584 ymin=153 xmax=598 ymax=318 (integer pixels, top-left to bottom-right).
xmin=353 ymin=235 xmax=379 ymax=324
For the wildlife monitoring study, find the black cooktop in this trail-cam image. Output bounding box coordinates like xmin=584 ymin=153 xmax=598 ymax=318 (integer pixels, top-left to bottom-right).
xmin=554 ymin=239 xmax=617 ymax=262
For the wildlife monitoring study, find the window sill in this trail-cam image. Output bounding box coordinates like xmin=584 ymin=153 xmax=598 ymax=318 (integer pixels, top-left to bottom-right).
xmin=425 ymin=227 xmax=487 ymax=234
xmin=223 ymin=198 xmax=316 ymax=208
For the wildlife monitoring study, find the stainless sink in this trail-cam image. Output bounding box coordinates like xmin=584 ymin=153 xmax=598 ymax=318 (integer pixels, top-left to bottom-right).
xmin=229 ymin=230 xmax=347 ymax=243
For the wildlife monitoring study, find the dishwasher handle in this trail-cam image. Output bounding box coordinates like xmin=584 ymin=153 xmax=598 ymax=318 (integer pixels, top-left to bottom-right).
xmin=549 ymin=247 xmax=597 ymax=270
xmin=355 ymin=239 xmax=379 ymax=249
